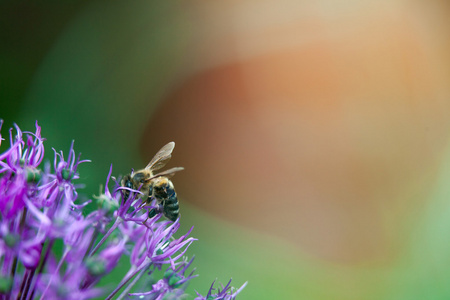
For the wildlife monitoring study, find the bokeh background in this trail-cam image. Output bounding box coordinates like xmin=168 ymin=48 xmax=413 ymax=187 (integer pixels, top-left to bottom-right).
xmin=2 ymin=0 xmax=450 ymax=299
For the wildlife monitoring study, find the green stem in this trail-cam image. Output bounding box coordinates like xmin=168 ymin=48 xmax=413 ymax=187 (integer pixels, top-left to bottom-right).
xmin=116 ymin=265 xmax=149 ymax=300
xmin=105 ymin=258 xmax=151 ymax=300
xmin=38 ymin=248 xmax=69 ymax=300
xmin=15 ymin=269 xmax=30 ymax=300
xmin=89 ymin=217 xmax=122 ymax=257
xmin=10 ymin=207 xmax=28 ymax=297
xmin=24 ymin=239 xmax=54 ymax=300
xmin=83 ymin=227 xmax=99 ymax=261
xmin=20 ymin=268 xmax=35 ymax=300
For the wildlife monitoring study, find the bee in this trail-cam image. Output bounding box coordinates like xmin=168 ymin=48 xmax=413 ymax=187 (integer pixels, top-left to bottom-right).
xmin=121 ymin=142 xmax=183 ymax=221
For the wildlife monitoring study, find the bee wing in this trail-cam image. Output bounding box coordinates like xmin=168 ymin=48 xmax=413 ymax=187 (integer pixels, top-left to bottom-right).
xmin=145 ymin=142 xmax=175 ymax=171
xmin=149 ymin=167 xmax=184 ymax=180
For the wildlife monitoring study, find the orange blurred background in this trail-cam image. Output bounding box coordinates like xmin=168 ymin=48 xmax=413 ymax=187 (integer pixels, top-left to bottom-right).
xmin=142 ymin=0 xmax=450 ymax=263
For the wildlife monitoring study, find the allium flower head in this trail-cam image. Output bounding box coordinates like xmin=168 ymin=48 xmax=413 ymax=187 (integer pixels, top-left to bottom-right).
xmin=0 ymin=121 xmax=44 ymax=174
xmin=0 ymin=121 xmax=246 ymax=300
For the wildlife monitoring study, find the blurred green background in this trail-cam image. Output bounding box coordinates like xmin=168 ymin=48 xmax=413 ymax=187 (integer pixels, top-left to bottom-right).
xmin=2 ymin=1 xmax=450 ymax=299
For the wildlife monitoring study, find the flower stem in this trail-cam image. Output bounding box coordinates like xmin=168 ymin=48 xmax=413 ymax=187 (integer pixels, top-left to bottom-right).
xmin=9 ymin=257 xmax=18 ymax=280
xmin=105 ymin=258 xmax=151 ymax=300
xmin=83 ymin=227 xmax=99 ymax=261
xmin=24 ymin=239 xmax=54 ymax=300
xmin=89 ymin=217 xmax=122 ymax=257
xmin=10 ymin=207 xmax=28 ymax=295
xmin=20 ymin=268 xmax=35 ymax=300
xmin=116 ymin=265 xmax=149 ymax=300
xmin=38 ymin=248 xmax=69 ymax=300
xmin=15 ymin=269 xmax=30 ymax=300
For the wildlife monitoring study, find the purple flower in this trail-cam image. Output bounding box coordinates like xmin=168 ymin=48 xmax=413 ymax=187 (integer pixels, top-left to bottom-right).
xmin=37 ymin=140 xmax=90 ymax=209
xmin=0 ymin=121 xmax=246 ymax=300
xmin=195 ymin=279 xmax=248 ymax=300
xmin=36 ymin=256 xmax=103 ymax=300
xmin=83 ymin=239 xmax=126 ymax=290
xmin=0 ymin=121 xmax=44 ymax=174
xmin=129 ymin=256 xmax=198 ymax=300
xmin=143 ymin=220 xmax=196 ymax=267
xmin=131 ymin=219 xmax=195 ymax=268
xmin=0 ymin=171 xmax=28 ymax=219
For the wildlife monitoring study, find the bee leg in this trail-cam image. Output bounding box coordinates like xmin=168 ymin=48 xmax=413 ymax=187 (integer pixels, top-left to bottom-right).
xmin=143 ymin=208 xmax=157 ymax=225
xmin=138 ymin=199 xmax=148 ymax=210
xmin=139 ymin=195 xmax=154 ymax=211
xmin=148 ymin=208 xmax=158 ymax=219
xmin=147 ymin=203 xmax=163 ymax=220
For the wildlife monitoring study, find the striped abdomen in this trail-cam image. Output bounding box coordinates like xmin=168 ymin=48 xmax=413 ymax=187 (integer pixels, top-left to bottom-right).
xmin=152 ymin=177 xmax=179 ymax=222
xmin=162 ymin=188 xmax=179 ymax=221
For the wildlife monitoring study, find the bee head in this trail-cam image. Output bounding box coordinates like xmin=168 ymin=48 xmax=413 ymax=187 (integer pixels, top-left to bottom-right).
xmin=120 ymin=174 xmax=132 ymax=187
xmin=132 ymin=172 xmax=146 ymax=183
